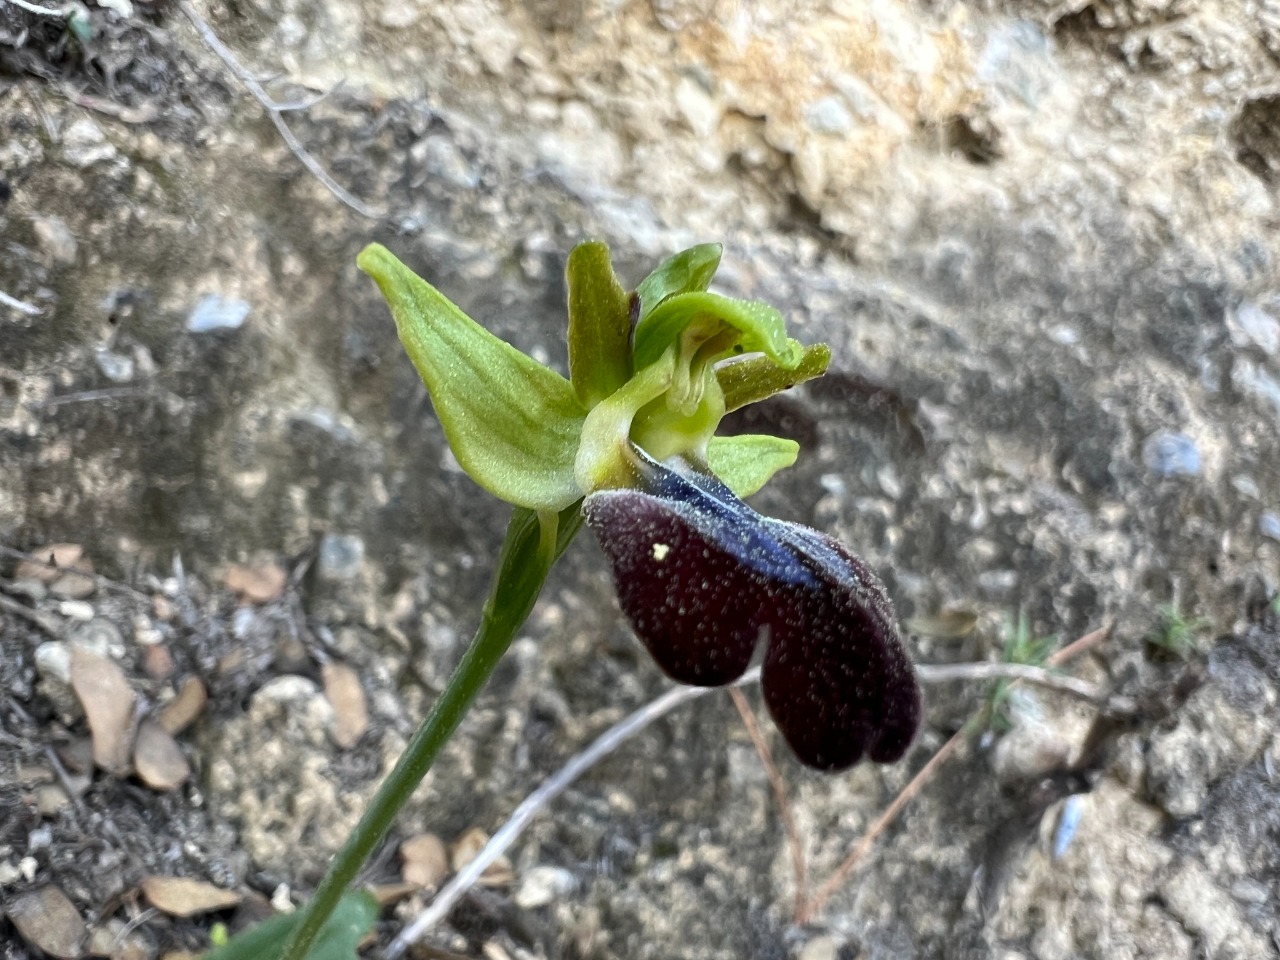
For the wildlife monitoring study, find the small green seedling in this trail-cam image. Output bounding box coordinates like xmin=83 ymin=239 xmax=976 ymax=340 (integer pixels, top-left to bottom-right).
xmin=1148 ymin=604 xmax=1209 ymax=660
xmin=985 ymin=610 xmax=1056 ymax=732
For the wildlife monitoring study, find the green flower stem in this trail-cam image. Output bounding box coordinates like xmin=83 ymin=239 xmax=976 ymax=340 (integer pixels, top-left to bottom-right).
xmin=279 ymin=502 xmax=582 ymax=960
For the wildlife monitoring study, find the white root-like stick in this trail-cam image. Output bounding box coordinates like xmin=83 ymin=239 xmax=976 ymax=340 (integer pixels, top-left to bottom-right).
xmin=915 ymin=661 xmax=1119 ymax=706
xmin=1 ymin=0 xmax=69 ymax=17
xmin=383 ymin=667 xmax=763 ymax=959
xmin=176 ymin=0 xmax=381 ymax=220
xmin=385 ymin=639 xmax=1121 ymax=954
xmin=1 ymin=289 xmax=43 ymax=316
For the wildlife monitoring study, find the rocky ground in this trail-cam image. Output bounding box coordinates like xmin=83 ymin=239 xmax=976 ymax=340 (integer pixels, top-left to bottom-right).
xmin=3 ymin=0 xmax=1280 ymax=958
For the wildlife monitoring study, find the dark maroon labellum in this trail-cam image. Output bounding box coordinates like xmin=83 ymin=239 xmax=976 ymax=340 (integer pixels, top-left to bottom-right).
xmin=583 ymin=459 xmax=921 ymax=771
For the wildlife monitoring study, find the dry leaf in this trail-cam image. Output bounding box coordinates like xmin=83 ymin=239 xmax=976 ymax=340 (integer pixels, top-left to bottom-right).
xmin=57 ymin=737 xmax=94 ymax=775
xmin=140 ymin=876 xmax=242 ymax=917
xmin=133 ymin=720 xmax=190 ymax=791
xmin=16 ymin=543 xmax=97 ymax=599
xmin=450 ymin=827 xmax=513 ymax=888
xmin=905 ymin=609 xmax=979 ymax=640
xmin=400 ymin=833 xmax=449 ymax=891
xmin=158 ymin=676 xmax=207 ymax=735
xmin=143 ymin=644 xmax=176 ymax=680
xmin=368 ymin=882 xmax=421 ymax=907
xmin=16 ymin=543 xmax=90 ymax=581
xmin=6 ymin=886 xmax=86 ymax=959
xmin=322 ymin=662 xmax=368 ymax=749
xmin=222 ymin=562 xmax=286 ymax=604
xmin=37 ymin=784 xmax=70 ymax=816
xmin=70 ymin=645 xmax=136 ymax=774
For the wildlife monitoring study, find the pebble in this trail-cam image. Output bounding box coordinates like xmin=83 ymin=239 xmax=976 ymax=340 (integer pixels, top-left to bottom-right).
xmin=61 ymin=117 xmax=118 ymax=168
xmin=1231 ymin=301 xmax=1279 ymax=355
xmin=68 ymin=618 xmax=124 ymax=656
xmin=57 ymin=600 xmax=95 ymax=621
xmin=318 ymin=533 xmax=366 ymax=581
xmin=95 ymin=347 xmax=135 ymax=382
xmin=1259 ymin=512 xmax=1280 ymax=542
xmin=1052 ymin=794 xmax=1086 ymax=859
xmin=805 ymin=95 xmax=854 ymax=135
xmin=796 ymin=936 xmax=839 ymax=960
xmin=1142 ymin=431 xmax=1201 ymax=478
xmin=188 ymin=294 xmax=250 ymax=332
xmin=35 ymin=642 xmax=72 ymax=684
xmin=514 ymin=865 xmax=576 ymax=909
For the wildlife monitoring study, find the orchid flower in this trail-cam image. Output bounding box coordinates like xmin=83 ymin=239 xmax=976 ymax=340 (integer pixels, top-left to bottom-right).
xmin=357 ymin=240 xmax=921 ymax=770
xmin=273 ymin=241 xmax=923 ymax=960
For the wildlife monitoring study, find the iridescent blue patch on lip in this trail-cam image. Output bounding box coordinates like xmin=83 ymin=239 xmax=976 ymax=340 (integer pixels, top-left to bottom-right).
xmin=585 ymin=453 xmax=922 ymax=771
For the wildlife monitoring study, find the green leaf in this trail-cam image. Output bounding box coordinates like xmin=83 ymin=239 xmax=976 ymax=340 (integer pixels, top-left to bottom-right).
xmin=359 ymin=244 xmax=587 ymax=511
xmin=566 ymin=241 xmax=633 ymax=407
xmin=632 ymin=291 xmax=804 ymax=373
xmin=717 ymin=343 xmax=831 ymax=412
xmin=203 ymin=890 xmax=378 ymax=960
xmin=706 ymin=434 xmax=799 ymax=497
xmin=634 ymin=243 xmax=722 ymax=320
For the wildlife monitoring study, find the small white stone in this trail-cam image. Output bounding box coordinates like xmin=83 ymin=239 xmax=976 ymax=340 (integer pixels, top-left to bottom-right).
xmin=62 ymin=117 xmax=118 ymax=168
xmin=675 ymin=77 xmax=722 ymax=138
xmin=514 ymin=865 xmax=576 ymax=909
xmin=271 ymin=883 xmax=295 ymax=913
xmin=35 ymin=641 xmax=72 ymax=684
xmin=804 ymin=96 xmax=854 ymax=135
xmin=58 ymin=600 xmax=95 ymax=621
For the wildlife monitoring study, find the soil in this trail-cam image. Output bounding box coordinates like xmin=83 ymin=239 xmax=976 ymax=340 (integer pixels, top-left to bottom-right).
xmin=3 ymin=1 xmax=1280 ymax=959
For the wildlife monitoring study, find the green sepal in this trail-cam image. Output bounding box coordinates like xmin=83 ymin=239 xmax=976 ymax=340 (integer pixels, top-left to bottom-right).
xmin=705 ymin=434 xmax=800 ymax=498
xmin=202 ymin=890 xmax=377 ymax=960
xmin=359 ymin=244 xmax=587 ymax=511
xmin=632 ymin=291 xmax=804 ymax=374
xmin=566 ymin=241 xmax=632 ymax=407
xmin=634 ymin=243 xmax=722 ymax=320
xmin=717 ymin=342 xmax=831 ymax=413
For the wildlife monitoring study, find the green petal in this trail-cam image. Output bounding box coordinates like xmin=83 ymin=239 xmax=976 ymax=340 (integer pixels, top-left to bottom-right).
xmin=634 ymin=243 xmax=722 ymax=319
xmin=632 ymin=291 xmax=804 ymax=373
xmin=566 ymin=241 xmax=632 ymax=407
xmin=706 ymin=434 xmax=799 ymax=497
xmin=203 ymin=890 xmax=378 ymax=960
xmin=717 ymin=342 xmax=831 ymax=412
xmin=359 ymin=244 xmax=586 ymax=511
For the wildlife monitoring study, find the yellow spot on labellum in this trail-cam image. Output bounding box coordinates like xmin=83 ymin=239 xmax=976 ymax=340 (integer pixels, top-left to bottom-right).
xmin=651 ymin=542 xmax=671 ymax=561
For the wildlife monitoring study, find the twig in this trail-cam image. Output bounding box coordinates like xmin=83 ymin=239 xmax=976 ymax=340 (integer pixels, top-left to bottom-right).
xmin=388 ymin=623 xmax=1116 ymax=949
xmin=63 ymin=88 xmax=159 ymax=124
xmin=176 ymin=0 xmax=381 ymax=220
xmin=271 ymin=81 xmax=345 ymax=113
xmin=798 ymin=622 xmax=1114 ymax=923
xmin=36 ymin=386 xmax=156 ymax=408
xmin=798 ymin=723 xmax=970 ymax=924
xmin=112 ymin=906 xmax=159 ymax=946
xmin=0 ymin=543 xmax=153 ymax=602
xmin=43 ymin=746 xmax=85 ymax=813
xmin=1 ymin=0 xmax=69 ymax=16
xmin=0 ymin=593 xmax=63 ymax=636
xmin=915 ymin=660 xmax=1131 ymax=711
xmin=0 ymin=289 xmax=43 ymax=316
xmin=729 ymin=686 xmax=807 ymax=921
xmin=384 ymin=668 xmax=763 ymax=960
